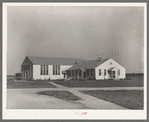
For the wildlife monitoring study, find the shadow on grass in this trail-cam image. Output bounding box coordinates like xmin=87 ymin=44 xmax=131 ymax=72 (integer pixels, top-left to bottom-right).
xmin=7 ymin=80 xmax=56 ymax=89
xmin=52 ymin=77 xmax=143 ymax=88
xmin=36 ymin=91 xmax=82 ymax=101
xmin=81 ymin=90 xmax=143 ymax=109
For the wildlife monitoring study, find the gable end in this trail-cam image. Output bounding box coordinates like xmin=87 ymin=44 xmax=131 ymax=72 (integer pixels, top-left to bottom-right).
xmin=21 ymin=56 xmax=33 ymax=66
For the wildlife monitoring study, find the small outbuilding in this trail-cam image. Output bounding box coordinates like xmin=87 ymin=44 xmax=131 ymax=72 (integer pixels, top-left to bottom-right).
xmin=15 ymin=71 xmax=21 ymax=80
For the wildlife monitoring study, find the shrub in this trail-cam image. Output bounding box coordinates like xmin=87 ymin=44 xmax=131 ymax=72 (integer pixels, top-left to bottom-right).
xmin=80 ymin=79 xmax=85 ymax=81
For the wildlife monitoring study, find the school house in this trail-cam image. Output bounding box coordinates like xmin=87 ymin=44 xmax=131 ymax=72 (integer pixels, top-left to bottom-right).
xmin=21 ymin=56 xmax=125 ymax=80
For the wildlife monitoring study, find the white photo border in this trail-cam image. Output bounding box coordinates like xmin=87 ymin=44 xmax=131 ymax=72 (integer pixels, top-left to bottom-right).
xmin=2 ymin=2 xmax=147 ymax=120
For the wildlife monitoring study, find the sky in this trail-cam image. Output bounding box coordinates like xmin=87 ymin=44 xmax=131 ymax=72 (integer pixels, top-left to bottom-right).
xmin=7 ymin=5 xmax=144 ymax=75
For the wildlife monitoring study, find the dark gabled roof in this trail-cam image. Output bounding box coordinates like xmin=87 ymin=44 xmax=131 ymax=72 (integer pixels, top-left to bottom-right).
xmin=27 ymin=56 xmax=85 ymax=65
xmin=66 ymin=58 xmax=110 ymax=70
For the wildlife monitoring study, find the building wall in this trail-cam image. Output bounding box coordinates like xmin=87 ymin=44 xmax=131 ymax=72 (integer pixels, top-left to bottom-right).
xmin=50 ymin=65 xmax=72 ymax=80
xmin=32 ymin=65 xmax=72 ymax=80
xmin=95 ymin=59 xmax=126 ymax=80
xmin=67 ymin=69 xmax=95 ymax=80
xmin=33 ymin=65 xmax=49 ymax=80
xmin=15 ymin=73 xmax=21 ymax=80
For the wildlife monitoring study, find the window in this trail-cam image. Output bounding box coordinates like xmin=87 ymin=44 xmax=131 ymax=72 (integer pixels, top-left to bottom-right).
xmin=55 ymin=65 xmax=57 ymax=75
xmin=53 ymin=65 xmax=55 ymax=75
xmin=41 ymin=66 xmax=42 ymax=75
xmin=72 ymin=70 xmax=74 ymax=76
xmin=44 ymin=65 xmax=45 ymax=75
xmin=28 ymin=66 xmax=30 ymax=78
xmin=75 ymin=70 xmax=77 ymax=76
xmin=41 ymin=65 xmax=48 ymax=75
xmin=99 ymin=69 xmax=101 ymax=76
xmin=87 ymin=70 xmax=89 ymax=76
xmin=46 ymin=65 xmax=48 ymax=75
xmin=53 ymin=65 xmax=60 ymax=75
xmin=58 ymin=65 xmax=60 ymax=75
xmin=118 ymin=70 xmax=120 ymax=76
xmin=104 ymin=69 xmax=106 ymax=76
xmin=24 ymin=67 xmax=25 ymax=78
xmin=110 ymin=62 xmax=113 ymax=65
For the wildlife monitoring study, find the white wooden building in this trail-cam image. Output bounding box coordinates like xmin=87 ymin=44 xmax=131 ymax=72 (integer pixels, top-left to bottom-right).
xmin=21 ymin=56 xmax=84 ymax=80
xmin=66 ymin=58 xmax=126 ymax=80
xmin=21 ymin=56 xmax=125 ymax=80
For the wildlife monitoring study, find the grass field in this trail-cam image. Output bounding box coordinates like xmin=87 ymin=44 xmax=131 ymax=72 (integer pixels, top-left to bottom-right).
xmin=7 ymin=80 xmax=56 ymax=89
xmin=53 ymin=77 xmax=143 ymax=88
xmin=37 ymin=91 xmax=81 ymax=101
xmin=81 ymin=90 xmax=143 ymax=109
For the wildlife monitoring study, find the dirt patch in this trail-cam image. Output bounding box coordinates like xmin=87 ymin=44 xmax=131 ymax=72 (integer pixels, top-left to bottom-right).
xmin=36 ymin=91 xmax=82 ymax=101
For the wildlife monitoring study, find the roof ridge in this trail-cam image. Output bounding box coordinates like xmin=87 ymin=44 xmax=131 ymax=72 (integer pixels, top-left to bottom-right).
xmin=27 ymin=56 xmax=85 ymax=60
xmin=66 ymin=58 xmax=111 ymax=71
xmin=25 ymin=56 xmax=86 ymax=65
xmin=84 ymin=58 xmax=110 ymax=61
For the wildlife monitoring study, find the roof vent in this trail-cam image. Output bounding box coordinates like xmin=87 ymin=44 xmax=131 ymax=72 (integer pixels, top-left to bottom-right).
xmin=96 ymin=57 xmax=102 ymax=61
xmin=75 ymin=60 xmax=80 ymax=64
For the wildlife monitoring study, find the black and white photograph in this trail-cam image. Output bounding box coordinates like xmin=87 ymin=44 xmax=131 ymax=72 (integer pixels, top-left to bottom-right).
xmin=3 ymin=2 xmax=147 ymax=119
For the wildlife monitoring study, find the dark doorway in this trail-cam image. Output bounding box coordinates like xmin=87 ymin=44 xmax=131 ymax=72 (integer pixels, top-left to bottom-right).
xmin=113 ymin=71 xmax=115 ymax=78
xmin=26 ymin=72 xmax=27 ymax=80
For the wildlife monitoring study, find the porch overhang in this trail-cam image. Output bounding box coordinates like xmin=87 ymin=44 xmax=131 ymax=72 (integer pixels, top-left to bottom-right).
xmin=108 ymin=67 xmax=119 ymax=71
xmin=77 ymin=68 xmax=86 ymax=72
xmin=62 ymin=71 xmax=67 ymax=74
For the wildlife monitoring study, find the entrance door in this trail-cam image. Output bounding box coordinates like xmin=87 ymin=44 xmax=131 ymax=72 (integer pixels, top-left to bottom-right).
xmin=113 ymin=71 xmax=115 ymax=79
xmin=26 ymin=72 xmax=28 ymax=80
xmin=110 ymin=71 xmax=112 ymax=79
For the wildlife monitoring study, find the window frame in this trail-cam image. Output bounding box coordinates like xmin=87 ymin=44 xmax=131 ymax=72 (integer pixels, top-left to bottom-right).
xmin=58 ymin=65 xmax=60 ymax=75
xmin=46 ymin=65 xmax=48 ymax=75
xmin=53 ymin=65 xmax=55 ymax=75
xmin=53 ymin=65 xmax=60 ymax=75
xmin=41 ymin=65 xmax=48 ymax=75
xmin=44 ymin=65 xmax=45 ymax=75
xmin=55 ymin=65 xmax=57 ymax=75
